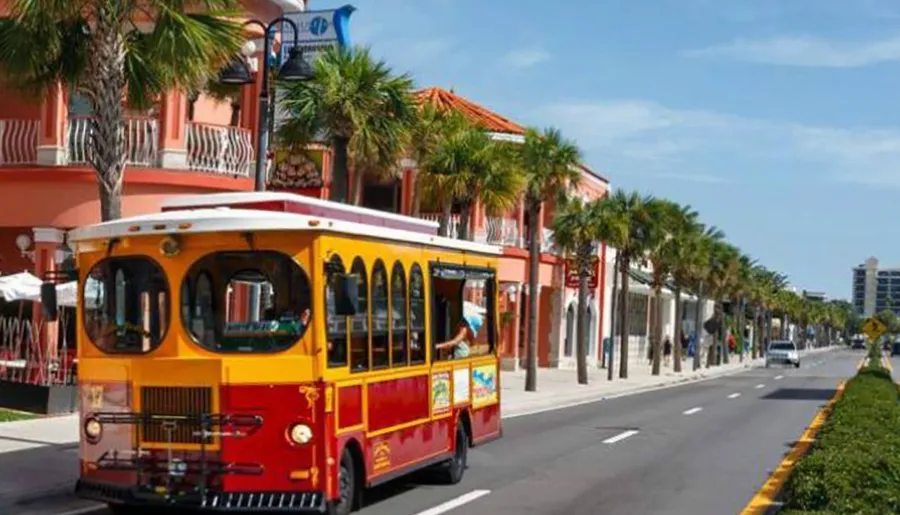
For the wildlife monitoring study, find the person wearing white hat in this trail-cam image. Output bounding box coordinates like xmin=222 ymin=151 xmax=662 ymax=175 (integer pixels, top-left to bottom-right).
xmin=436 ymin=312 xmax=483 ymax=359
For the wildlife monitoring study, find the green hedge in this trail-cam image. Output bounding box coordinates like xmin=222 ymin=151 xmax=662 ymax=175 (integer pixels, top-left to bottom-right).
xmin=781 ymin=364 xmax=900 ymax=515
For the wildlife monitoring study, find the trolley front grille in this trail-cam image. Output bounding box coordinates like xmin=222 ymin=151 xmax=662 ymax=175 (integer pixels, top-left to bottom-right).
xmin=140 ymin=386 xmax=213 ymax=445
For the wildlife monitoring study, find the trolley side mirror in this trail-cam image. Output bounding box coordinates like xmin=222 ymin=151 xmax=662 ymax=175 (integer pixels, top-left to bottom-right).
xmin=333 ymin=274 xmax=358 ymax=317
xmin=41 ymin=282 xmax=58 ymax=322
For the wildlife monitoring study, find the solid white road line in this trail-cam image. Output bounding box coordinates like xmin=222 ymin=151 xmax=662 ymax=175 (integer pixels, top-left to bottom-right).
xmin=775 ymin=375 xmax=784 ymax=380
xmin=414 ymin=490 xmax=492 ymax=515
xmin=683 ymin=407 xmax=703 ymax=415
xmin=728 ymin=393 xmax=741 ymax=399
xmin=755 ymin=384 xmax=766 ymax=389
xmin=603 ymin=429 xmax=640 ymax=444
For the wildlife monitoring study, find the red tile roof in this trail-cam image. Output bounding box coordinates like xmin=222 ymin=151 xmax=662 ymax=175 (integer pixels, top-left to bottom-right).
xmin=414 ymin=87 xmax=526 ymax=135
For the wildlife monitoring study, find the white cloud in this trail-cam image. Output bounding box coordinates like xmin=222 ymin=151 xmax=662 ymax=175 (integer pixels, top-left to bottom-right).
xmin=504 ymin=48 xmax=551 ymax=68
xmin=532 ymin=100 xmax=900 ymax=187
xmin=684 ymin=35 xmax=900 ymax=68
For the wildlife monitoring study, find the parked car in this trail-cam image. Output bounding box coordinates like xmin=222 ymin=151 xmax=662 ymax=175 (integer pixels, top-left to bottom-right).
xmin=851 ymin=338 xmax=866 ymax=349
xmin=766 ymin=340 xmax=800 ymax=368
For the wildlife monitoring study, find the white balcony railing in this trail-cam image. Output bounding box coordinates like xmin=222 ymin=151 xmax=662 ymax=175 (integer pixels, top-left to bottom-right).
xmin=186 ymin=122 xmax=253 ymax=177
xmin=475 ymin=217 xmax=519 ymax=246
xmin=420 ymin=213 xmax=462 ymax=239
xmin=67 ymin=116 xmax=159 ymax=167
xmin=0 ymin=119 xmax=38 ymax=165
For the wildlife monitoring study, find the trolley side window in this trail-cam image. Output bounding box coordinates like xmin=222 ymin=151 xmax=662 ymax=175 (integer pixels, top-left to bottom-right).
xmin=350 ymin=257 xmax=370 ymax=372
xmin=182 ymin=251 xmax=312 ymax=353
xmin=431 ymin=265 xmax=496 ymax=361
xmin=83 ymin=256 xmax=170 ymax=354
xmin=409 ymin=264 xmax=426 ymax=365
xmin=390 ymin=262 xmax=409 ymax=367
xmin=325 ymin=255 xmax=348 ymax=367
xmin=371 ymin=260 xmax=390 ymax=368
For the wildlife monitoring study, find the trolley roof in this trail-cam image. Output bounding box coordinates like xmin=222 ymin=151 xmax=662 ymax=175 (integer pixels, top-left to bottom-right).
xmin=68 ymin=207 xmax=502 ymax=255
xmin=161 ymin=192 xmax=440 ymax=235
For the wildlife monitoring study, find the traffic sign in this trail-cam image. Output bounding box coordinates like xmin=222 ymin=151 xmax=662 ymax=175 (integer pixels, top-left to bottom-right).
xmin=862 ymin=317 xmax=887 ymax=341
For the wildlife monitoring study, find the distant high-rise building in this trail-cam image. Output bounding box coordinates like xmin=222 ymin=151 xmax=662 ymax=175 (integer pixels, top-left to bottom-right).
xmin=851 ymin=257 xmax=900 ymax=316
xmin=803 ymin=290 xmax=827 ymax=302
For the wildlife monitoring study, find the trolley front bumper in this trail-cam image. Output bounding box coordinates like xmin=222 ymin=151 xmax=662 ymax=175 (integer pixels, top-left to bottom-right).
xmin=76 ymin=479 xmax=328 ymax=513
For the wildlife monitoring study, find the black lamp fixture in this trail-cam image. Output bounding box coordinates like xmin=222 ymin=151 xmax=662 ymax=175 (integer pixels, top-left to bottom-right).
xmin=218 ymin=17 xmax=314 ymax=191
xmin=218 ymin=56 xmax=253 ymax=85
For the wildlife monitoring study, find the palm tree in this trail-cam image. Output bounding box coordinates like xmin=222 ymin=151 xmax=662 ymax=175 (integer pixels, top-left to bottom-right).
xmin=407 ymin=104 xmax=458 ymax=216
xmin=277 ymin=46 xmax=416 ymax=205
xmin=706 ymin=241 xmax=740 ymax=366
xmin=419 ymin=119 xmax=523 ymax=240
xmin=518 ymin=128 xmax=582 ymax=392
xmin=598 ymin=190 xmax=656 ymax=379
xmin=0 ymin=0 xmax=244 ymax=220
xmin=655 ymin=201 xmax=700 ymax=374
xmin=551 ymin=196 xmax=604 ymax=384
xmin=684 ymin=226 xmax=724 ymax=371
xmin=731 ymin=253 xmax=756 ymax=362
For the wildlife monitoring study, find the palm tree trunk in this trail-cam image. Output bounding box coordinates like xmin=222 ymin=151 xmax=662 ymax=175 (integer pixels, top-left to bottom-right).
xmin=229 ymin=102 xmax=241 ymax=127
xmin=651 ymin=285 xmax=663 ymax=376
xmin=619 ymin=257 xmax=631 ymax=380
xmin=673 ymin=288 xmax=683 ymax=373
xmin=438 ymin=201 xmax=452 ymax=237
xmin=411 ymin=172 xmax=422 ymax=216
xmin=751 ymin=308 xmax=760 ymax=359
xmin=607 ymin=253 xmax=620 ymax=381
xmin=351 ymin=168 xmax=366 ymax=206
xmin=693 ymin=287 xmax=704 ymax=372
xmin=737 ymin=297 xmax=745 ymax=362
xmin=330 ymin=136 xmax=350 ymax=204
xmin=457 ymin=200 xmax=472 ymax=241
xmin=576 ymin=249 xmax=590 ymax=385
xmin=720 ymin=301 xmax=730 ymax=365
xmin=85 ymin=15 xmax=128 ymax=222
xmin=524 ymin=202 xmax=541 ymax=392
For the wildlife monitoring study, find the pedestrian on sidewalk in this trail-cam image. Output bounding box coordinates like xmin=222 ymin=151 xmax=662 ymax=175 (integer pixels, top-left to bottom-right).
xmin=664 ymin=336 xmax=672 ymax=366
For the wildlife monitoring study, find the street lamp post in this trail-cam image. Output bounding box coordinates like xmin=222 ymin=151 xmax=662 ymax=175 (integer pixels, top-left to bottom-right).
xmin=218 ymin=18 xmax=314 ymax=192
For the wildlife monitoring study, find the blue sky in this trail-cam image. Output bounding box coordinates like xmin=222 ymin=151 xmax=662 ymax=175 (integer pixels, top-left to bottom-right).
xmin=334 ymin=0 xmax=900 ymax=300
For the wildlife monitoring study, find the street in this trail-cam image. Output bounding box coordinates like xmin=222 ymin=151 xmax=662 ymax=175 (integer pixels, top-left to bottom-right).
xmin=21 ymin=349 xmax=872 ymax=515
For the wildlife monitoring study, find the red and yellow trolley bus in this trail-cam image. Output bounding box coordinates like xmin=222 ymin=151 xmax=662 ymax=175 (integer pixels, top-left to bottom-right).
xmin=47 ymin=193 xmax=502 ymax=514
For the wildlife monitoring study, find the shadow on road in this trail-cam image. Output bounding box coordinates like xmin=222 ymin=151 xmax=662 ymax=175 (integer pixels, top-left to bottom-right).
xmin=761 ymin=388 xmax=836 ymax=401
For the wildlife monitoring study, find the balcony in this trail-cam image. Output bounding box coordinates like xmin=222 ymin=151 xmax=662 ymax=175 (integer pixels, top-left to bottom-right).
xmin=0 ymin=117 xmax=253 ymax=177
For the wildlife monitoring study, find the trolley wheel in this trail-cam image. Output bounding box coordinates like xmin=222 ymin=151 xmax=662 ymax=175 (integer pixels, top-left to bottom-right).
xmin=439 ymin=422 xmax=469 ymax=484
xmin=329 ymin=449 xmax=358 ymax=515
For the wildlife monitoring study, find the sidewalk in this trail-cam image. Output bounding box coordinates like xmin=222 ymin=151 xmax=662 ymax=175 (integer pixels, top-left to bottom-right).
xmin=0 ymin=346 xmax=836 ymax=510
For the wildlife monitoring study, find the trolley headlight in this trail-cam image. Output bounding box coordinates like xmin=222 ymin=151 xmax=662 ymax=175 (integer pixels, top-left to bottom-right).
xmin=288 ymin=423 xmax=313 ymax=445
xmin=84 ymin=417 xmax=103 ymax=443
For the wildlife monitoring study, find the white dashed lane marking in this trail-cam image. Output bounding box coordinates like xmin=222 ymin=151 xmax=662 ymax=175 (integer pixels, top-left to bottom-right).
xmin=683 ymin=407 xmax=703 ymax=415
xmin=603 ymin=430 xmax=640 ymax=444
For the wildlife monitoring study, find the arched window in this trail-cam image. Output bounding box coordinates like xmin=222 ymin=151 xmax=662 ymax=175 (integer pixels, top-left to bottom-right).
xmin=371 ymin=260 xmax=389 ymax=368
xmin=325 ymin=255 xmax=348 ymax=367
xmin=390 ymin=262 xmax=408 ymax=367
xmin=409 ymin=264 xmax=426 ymax=365
xmin=350 ymin=257 xmax=370 ymax=372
